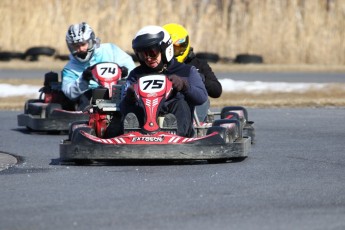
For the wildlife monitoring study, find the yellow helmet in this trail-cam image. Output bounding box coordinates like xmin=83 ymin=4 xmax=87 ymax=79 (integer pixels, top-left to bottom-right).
xmin=163 ymin=23 xmax=190 ymax=63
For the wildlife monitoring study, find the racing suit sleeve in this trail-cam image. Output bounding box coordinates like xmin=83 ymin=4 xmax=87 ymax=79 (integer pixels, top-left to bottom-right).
xmin=191 ymin=57 xmax=222 ymax=98
xmin=61 ymin=66 xmax=91 ymax=100
xmin=182 ymin=66 xmax=208 ymax=106
xmin=199 ymin=60 xmax=222 ymax=98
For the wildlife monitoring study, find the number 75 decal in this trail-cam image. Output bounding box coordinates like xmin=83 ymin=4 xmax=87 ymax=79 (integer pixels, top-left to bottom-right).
xmin=139 ymin=75 xmax=166 ymax=93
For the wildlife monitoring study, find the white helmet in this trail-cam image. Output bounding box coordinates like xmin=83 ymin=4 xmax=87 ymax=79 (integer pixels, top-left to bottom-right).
xmin=132 ymin=25 xmax=174 ymax=66
xmin=65 ymin=22 xmax=100 ymax=63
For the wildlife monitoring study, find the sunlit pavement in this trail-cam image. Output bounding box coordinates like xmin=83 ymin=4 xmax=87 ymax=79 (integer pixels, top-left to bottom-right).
xmin=0 ymin=152 xmax=17 ymax=172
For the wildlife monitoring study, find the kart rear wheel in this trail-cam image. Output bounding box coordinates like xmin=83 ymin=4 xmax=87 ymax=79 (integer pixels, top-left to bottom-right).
xmin=221 ymin=106 xmax=248 ymax=121
xmin=24 ymin=99 xmax=43 ymax=114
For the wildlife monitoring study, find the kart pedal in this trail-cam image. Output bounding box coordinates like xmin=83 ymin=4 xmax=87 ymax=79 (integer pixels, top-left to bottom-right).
xmin=123 ymin=113 xmax=140 ymax=130
xmin=162 ymin=113 xmax=177 ymax=129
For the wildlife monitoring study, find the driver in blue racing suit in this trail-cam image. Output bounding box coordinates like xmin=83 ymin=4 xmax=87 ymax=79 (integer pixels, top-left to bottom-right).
xmin=61 ymin=22 xmax=136 ymax=110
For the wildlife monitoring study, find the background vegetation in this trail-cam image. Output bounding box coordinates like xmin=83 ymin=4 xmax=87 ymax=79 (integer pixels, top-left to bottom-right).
xmin=0 ymin=0 xmax=344 ymax=65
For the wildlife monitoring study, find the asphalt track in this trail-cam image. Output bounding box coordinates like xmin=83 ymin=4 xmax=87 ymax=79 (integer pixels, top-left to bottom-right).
xmin=1 ymin=108 xmax=345 ymax=229
xmin=1 ymin=70 xmax=345 ymax=229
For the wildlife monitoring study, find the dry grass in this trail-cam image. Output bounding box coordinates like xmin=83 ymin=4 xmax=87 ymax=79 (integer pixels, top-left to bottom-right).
xmin=4 ymin=91 xmax=345 ymax=111
xmin=3 ymin=78 xmax=345 ymax=111
xmin=211 ymin=90 xmax=345 ymax=108
xmin=1 ymin=96 xmax=31 ymax=111
xmin=0 ymin=0 xmax=344 ymax=64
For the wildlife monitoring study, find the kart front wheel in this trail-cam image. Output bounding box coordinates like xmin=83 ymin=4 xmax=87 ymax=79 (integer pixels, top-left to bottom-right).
xmin=206 ymin=126 xmax=233 ymax=144
xmin=68 ymin=120 xmax=89 ymax=141
xmin=70 ymin=126 xmax=95 ymax=143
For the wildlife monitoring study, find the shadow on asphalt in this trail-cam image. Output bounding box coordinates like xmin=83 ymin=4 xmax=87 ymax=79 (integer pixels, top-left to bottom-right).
xmin=50 ymin=158 xmax=246 ymax=167
xmin=12 ymin=128 xmax=68 ymax=135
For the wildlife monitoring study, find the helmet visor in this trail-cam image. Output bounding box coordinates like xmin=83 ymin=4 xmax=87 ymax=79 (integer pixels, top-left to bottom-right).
xmin=137 ymin=47 xmax=160 ymax=60
xmin=173 ymin=36 xmax=189 ymax=57
xmin=68 ymin=41 xmax=89 ymax=54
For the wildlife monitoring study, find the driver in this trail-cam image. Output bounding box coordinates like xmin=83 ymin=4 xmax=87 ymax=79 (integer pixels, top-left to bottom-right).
xmin=61 ymin=22 xmax=136 ymax=110
xmin=163 ymin=23 xmax=222 ymax=122
xmin=119 ymin=25 xmax=207 ymax=137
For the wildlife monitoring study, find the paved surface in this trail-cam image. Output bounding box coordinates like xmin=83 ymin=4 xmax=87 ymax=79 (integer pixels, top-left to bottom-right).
xmin=0 ymin=152 xmax=17 ymax=171
xmin=2 ymin=108 xmax=345 ymax=230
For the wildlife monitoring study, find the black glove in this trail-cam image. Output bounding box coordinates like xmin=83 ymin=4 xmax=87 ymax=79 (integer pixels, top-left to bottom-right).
xmin=168 ymin=75 xmax=188 ymax=92
xmin=124 ymin=85 xmax=137 ymax=104
xmin=82 ymin=67 xmax=94 ymax=82
xmin=120 ymin=66 xmax=128 ymax=78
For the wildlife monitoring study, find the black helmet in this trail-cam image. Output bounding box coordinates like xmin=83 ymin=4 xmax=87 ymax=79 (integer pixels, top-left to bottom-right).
xmin=132 ymin=25 xmax=174 ymax=65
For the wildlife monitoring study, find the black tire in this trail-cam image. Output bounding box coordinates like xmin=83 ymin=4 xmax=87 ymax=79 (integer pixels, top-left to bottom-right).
xmin=24 ymin=47 xmax=56 ymax=61
xmin=24 ymin=99 xmax=44 ymax=114
xmin=234 ymin=54 xmax=263 ymax=64
xmin=195 ymin=52 xmax=220 ymax=63
xmin=25 ymin=47 xmax=56 ymax=57
xmin=0 ymin=52 xmax=12 ymax=61
xmin=11 ymin=52 xmax=26 ymax=60
xmin=71 ymin=126 xmax=95 ymax=143
xmin=212 ymin=119 xmax=241 ymax=140
xmin=68 ymin=120 xmax=89 ymax=141
xmin=54 ymin=54 xmax=70 ymax=61
xmin=206 ymin=126 xmax=230 ymax=142
xmin=221 ymin=106 xmax=248 ymax=121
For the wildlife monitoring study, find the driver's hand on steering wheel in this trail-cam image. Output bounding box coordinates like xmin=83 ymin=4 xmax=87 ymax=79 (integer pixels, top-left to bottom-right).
xmin=168 ymin=75 xmax=189 ymax=93
xmin=82 ymin=67 xmax=94 ymax=82
xmin=124 ymin=85 xmax=137 ymax=104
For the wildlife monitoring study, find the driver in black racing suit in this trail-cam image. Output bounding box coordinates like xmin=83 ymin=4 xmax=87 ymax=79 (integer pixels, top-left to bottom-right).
xmin=119 ymin=25 xmax=208 ymax=137
xmin=163 ymin=23 xmax=222 ymax=122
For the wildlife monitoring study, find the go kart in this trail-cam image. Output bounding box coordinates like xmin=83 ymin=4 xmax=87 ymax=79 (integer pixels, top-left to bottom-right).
xmin=17 ymin=62 xmax=126 ymax=133
xmin=60 ymin=74 xmax=254 ymax=164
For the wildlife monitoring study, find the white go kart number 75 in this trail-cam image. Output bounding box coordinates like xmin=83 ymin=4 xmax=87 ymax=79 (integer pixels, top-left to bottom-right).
xmin=139 ymin=75 xmax=166 ymax=93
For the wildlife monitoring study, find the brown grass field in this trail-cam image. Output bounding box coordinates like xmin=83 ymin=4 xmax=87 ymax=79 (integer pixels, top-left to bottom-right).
xmin=0 ymin=0 xmax=345 ymax=64
xmin=1 ymin=0 xmax=345 ymax=110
